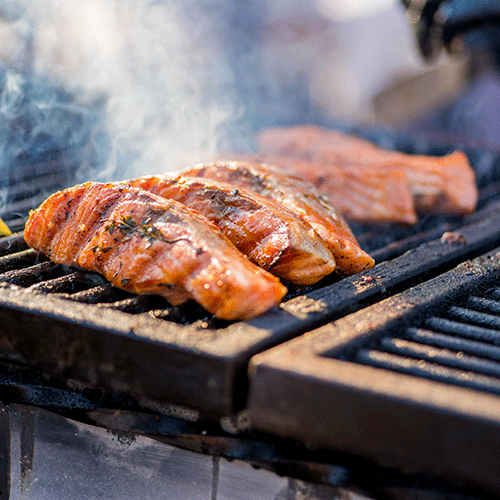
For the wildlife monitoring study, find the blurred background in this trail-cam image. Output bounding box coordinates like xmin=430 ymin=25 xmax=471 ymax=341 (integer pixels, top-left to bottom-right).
xmin=260 ymin=0 xmax=453 ymax=123
xmin=0 ymin=0 xmax=496 ymax=182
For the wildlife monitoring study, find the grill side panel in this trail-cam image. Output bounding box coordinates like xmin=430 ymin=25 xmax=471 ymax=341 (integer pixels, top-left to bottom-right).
xmin=248 ymin=249 xmax=500 ymax=494
xmin=0 ymin=290 xmax=235 ymax=416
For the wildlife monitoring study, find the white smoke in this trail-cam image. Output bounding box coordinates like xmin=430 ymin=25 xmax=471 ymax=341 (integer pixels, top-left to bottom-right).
xmin=0 ymin=0 xmax=256 ymax=182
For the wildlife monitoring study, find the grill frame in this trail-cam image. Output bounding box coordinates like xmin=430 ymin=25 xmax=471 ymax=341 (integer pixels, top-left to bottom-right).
xmin=248 ymin=248 xmax=500 ymax=494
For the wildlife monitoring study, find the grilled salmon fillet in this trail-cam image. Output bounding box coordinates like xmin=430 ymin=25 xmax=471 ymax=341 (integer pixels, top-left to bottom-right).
xmin=126 ymin=175 xmax=336 ymax=285
xmin=179 ymin=161 xmax=375 ymax=275
xmin=223 ymin=153 xmax=417 ymax=225
xmin=257 ymin=125 xmax=478 ymax=216
xmin=24 ymin=183 xmax=287 ymax=320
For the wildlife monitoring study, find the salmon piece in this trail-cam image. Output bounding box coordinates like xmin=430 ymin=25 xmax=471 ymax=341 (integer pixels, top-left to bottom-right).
xmin=180 ymin=161 xmax=375 ymax=275
xmin=257 ymin=125 xmax=478 ymax=216
xmin=24 ymin=183 xmax=287 ymax=320
xmin=224 ymin=153 xmax=417 ymax=225
xmin=126 ymin=175 xmax=336 ymax=285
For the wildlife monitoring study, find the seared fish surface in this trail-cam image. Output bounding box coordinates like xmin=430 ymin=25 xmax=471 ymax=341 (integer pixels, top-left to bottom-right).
xmin=180 ymin=161 xmax=375 ymax=275
xmin=258 ymin=125 xmax=478 ymax=217
xmin=209 ymin=153 xmax=418 ymax=225
xmin=127 ymin=175 xmax=336 ymax=285
xmin=24 ymin=183 xmax=287 ymax=320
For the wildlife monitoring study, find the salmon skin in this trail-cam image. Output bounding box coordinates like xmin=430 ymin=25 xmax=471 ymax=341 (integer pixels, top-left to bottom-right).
xmin=257 ymin=125 xmax=478 ymax=217
xmin=179 ymin=161 xmax=375 ymax=275
xmin=24 ymin=183 xmax=287 ymax=321
xmin=126 ymin=175 xmax=336 ymax=285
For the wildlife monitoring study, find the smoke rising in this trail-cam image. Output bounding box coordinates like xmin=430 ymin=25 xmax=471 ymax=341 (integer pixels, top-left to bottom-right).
xmin=0 ymin=0 xmax=268 ymax=185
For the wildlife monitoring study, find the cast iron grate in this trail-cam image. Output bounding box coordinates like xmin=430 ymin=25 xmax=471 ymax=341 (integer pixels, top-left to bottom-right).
xmin=248 ymin=249 xmax=500 ymax=495
xmin=2 ymin=197 xmax=500 ymax=416
xmin=353 ymin=287 xmax=500 ymax=396
xmin=0 ymin=235 xmax=220 ymax=326
xmin=0 ymin=167 xmax=79 ymax=233
xmin=4 ymin=190 xmax=500 ymax=323
xmin=0 ymin=64 xmax=107 ymax=233
xmin=2 ymin=125 xmax=500 ymax=417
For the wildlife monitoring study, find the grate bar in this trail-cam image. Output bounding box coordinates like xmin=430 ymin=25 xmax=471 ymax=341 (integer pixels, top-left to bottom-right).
xmin=425 ymin=317 xmax=500 ymax=344
xmin=0 ymin=261 xmax=70 ymax=287
xmin=29 ymin=271 xmax=107 ymax=294
xmin=466 ymin=296 xmax=500 ymax=315
xmin=406 ymin=328 xmax=500 ymax=361
xmin=0 ymin=161 xmax=78 ymax=188
xmin=2 ymin=217 xmax=28 ymax=234
xmin=0 ymin=171 xmax=71 ymax=201
xmin=486 ymin=287 xmax=500 ymax=301
xmin=0 ymin=249 xmax=47 ymax=274
xmin=378 ymin=337 xmax=500 ymax=378
xmin=0 ymin=191 xmax=63 ymax=220
xmin=97 ymin=294 xmax=170 ymax=314
xmin=0 ymin=381 xmax=97 ymax=410
xmin=0 ymin=233 xmax=29 ymax=257
xmin=356 ymin=349 xmax=500 ymax=395
xmin=63 ymin=284 xmax=132 ymax=304
xmin=369 ymin=223 xmax=454 ymax=263
xmin=447 ymin=306 xmax=500 ymax=330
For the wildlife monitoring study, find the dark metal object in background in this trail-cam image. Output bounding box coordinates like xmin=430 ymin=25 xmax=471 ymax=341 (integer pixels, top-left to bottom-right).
xmin=402 ymin=0 xmax=500 ymax=61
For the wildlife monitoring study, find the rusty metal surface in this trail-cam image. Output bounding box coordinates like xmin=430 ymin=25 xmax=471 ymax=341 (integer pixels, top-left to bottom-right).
xmin=248 ymin=248 xmax=500 ymax=495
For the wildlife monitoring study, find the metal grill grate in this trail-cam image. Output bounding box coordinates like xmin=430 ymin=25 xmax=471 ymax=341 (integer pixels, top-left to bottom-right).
xmin=0 ymin=234 xmax=217 ymax=326
xmin=3 ymin=198 xmax=500 ymax=416
xmin=248 ymin=249 xmax=500 ymax=494
xmin=0 ymin=167 xmax=79 ymax=232
xmin=3 ymin=126 xmax=500 ymax=420
xmin=354 ymin=287 xmax=500 ymax=395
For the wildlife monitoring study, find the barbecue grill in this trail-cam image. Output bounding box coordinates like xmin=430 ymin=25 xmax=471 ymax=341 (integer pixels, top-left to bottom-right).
xmin=0 ymin=124 xmax=500 ymax=499
xmin=3 ymin=1 xmax=500 ymax=499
